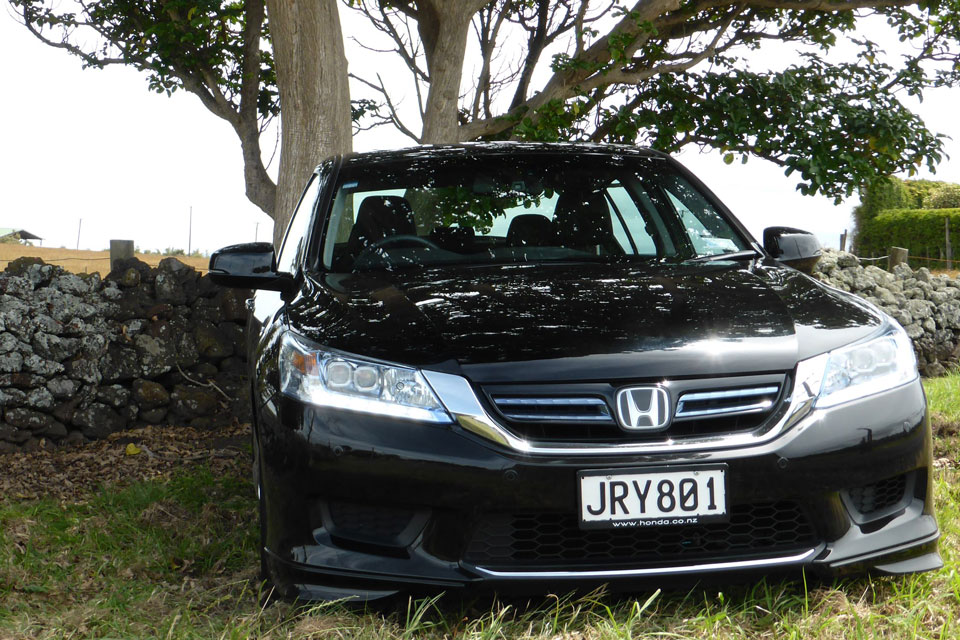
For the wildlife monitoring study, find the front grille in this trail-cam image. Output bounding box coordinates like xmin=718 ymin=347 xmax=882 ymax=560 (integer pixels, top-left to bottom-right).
xmin=846 ymin=474 xmax=908 ymax=515
xmin=464 ymin=502 xmax=816 ymax=569
xmin=481 ymin=375 xmax=787 ymax=443
xmin=491 ymin=396 xmax=614 ymax=423
xmin=675 ymin=386 xmax=780 ymax=419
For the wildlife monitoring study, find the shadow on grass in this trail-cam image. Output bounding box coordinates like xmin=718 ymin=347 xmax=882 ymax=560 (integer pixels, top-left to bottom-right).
xmin=279 ymin=568 xmax=949 ymax=640
xmin=1 ymin=452 xmax=957 ymax=639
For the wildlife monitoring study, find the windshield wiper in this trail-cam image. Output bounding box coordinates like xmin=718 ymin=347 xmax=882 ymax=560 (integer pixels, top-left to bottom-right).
xmin=686 ymin=249 xmax=761 ymax=263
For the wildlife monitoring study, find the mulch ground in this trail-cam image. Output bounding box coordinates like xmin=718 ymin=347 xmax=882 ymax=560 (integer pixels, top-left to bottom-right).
xmin=4 ymin=417 xmax=956 ymax=503
xmin=0 ymin=422 xmax=251 ymax=503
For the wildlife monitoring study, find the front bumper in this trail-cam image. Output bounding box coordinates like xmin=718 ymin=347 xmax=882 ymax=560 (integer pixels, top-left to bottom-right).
xmin=256 ymin=378 xmax=939 ymax=601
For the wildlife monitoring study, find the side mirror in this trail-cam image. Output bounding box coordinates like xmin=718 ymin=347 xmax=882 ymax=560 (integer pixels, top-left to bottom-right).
xmin=763 ymin=227 xmax=822 ymax=275
xmin=208 ymin=242 xmax=296 ymax=293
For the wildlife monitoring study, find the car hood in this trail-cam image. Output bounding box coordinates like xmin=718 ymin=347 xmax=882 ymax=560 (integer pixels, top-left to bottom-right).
xmin=288 ymin=259 xmax=884 ymax=383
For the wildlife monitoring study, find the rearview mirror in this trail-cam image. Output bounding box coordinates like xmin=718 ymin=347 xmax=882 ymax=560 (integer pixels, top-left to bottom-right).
xmin=763 ymin=227 xmax=822 ymax=275
xmin=208 ymin=242 xmax=295 ymax=293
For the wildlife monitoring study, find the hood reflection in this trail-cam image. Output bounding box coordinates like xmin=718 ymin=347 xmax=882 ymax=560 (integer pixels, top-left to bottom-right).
xmin=286 ymin=261 xmax=883 ymax=381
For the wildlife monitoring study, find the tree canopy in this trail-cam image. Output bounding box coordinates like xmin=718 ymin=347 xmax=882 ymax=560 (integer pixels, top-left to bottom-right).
xmin=11 ymin=0 xmax=960 ymax=239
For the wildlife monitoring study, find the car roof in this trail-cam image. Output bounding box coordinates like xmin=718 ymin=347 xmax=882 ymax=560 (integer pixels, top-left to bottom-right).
xmin=335 ymin=142 xmax=669 ymax=169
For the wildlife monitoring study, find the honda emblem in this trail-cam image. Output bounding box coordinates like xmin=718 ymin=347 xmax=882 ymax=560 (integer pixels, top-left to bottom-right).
xmin=615 ymin=386 xmax=671 ymax=431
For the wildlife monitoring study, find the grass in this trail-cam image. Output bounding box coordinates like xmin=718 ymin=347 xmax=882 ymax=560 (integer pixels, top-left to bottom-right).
xmin=925 ymin=374 xmax=960 ymax=428
xmin=2 ymin=380 xmax=960 ymax=639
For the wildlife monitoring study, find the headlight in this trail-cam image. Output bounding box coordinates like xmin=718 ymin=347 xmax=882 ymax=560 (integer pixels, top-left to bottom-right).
xmin=803 ymin=326 xmax=918 ymax=409
xmin=279 ymin=332 xmax=452 ymax=423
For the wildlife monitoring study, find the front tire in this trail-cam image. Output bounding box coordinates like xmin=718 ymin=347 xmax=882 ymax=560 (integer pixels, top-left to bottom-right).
xmin=252 ymin=427 xmax=275 ymax=597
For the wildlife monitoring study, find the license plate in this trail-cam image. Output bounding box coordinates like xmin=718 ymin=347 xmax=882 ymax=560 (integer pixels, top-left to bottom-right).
xmin=578 ymin=465 xmax=727 ymax=529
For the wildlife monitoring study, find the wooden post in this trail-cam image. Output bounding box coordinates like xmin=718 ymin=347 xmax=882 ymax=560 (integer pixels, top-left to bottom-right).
xmin=946 ymin=218 xmax=953 ymax=270
xmin=110 ymin=239 xmax=135 ymax=273
xmin=889 ymin=247 xmax=909 ymax=271
xmin=839 ymin=229 xmax=847 ymax=252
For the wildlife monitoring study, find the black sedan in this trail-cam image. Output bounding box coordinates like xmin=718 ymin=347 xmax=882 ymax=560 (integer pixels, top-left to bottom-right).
xmin=210 ymin=143 xmax=940 ymax=602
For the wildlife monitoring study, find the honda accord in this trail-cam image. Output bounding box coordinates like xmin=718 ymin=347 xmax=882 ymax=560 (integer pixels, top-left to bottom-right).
xmin=209 ymin=143 xmax=940 ymax=602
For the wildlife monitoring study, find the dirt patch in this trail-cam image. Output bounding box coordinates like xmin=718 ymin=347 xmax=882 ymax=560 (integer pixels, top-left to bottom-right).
xmin=0 ymin=422 xmax=250 ymax=503
xmin=138 ymin=500 xmax=195 ymax=529
xmin=931 ymin=414 xmax=960 ymax=440
xmin=931 ymin=414 xmax=960 ymax=469
xmin=291 ymin=614 xmax=364 ymax=639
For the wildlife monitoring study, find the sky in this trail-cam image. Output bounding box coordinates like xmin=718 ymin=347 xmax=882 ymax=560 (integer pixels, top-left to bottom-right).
xmin=1 ymin=7 xmax=957 ymax=255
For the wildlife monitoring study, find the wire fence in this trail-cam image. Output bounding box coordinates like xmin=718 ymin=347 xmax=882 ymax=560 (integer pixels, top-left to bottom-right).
xmin=855 ymin=252 xmax=959 ymax=272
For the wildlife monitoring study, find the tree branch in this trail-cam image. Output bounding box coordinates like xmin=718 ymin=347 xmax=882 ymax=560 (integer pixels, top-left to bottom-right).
xmin=471 ymin=1 xmax=509 ymax=119
xmin=463 ymin=0 xmax=684 ymax=139
xmin=349 ymin=72 xmax=422 ymax=142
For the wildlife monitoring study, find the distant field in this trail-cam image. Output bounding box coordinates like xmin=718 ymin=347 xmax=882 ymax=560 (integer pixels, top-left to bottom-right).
xmin=0 ymin=244 xmax=208 ymax=276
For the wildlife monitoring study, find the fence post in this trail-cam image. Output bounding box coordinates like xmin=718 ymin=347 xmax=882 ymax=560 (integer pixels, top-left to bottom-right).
xmin=889 ymin=247 xmax=909 ymax=271
xmin=109 ymin=239 xmax=135 ymax=274
xmin=946 ymin=218 xmax=953 ymax=270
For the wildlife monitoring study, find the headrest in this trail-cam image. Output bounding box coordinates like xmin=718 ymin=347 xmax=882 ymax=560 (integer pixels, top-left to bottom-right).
xmin=429 ymin=226 xmax=476 ymax=253
xmin=347 ymin=195 xmax=416 ymax=255
xmin=506 ymin=214 xmax=556 ymax=247
xmin=553 ymin=189 xmax=618 ymax=252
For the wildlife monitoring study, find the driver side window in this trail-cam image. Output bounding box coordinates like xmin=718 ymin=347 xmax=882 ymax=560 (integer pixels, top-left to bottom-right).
xmin=277 ymin=174 xmax=322 ymax=275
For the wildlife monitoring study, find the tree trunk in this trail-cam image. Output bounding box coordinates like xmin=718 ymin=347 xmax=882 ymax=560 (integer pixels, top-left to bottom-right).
xmin=418 ymin=1 xmax=475 ymax=143
xmin=265 ymin=0 xmax=353 ymax=247
xmin=236 ymin=0 xmax=277 ymax=218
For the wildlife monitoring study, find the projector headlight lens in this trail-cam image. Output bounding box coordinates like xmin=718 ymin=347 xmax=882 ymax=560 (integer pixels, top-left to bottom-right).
xmin=813 ymin=326 xmax=918 ymax=409
xmin=279 ymin=332 xmax=451 ymax=423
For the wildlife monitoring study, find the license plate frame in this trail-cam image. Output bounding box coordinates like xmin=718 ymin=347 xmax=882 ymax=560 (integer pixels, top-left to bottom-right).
xmin=577 ymin=465 xmax=729 ymax=530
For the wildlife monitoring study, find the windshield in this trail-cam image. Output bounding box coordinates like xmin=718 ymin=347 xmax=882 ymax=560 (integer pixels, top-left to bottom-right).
xmin=320 ymin=154 xmax=750 ymax=272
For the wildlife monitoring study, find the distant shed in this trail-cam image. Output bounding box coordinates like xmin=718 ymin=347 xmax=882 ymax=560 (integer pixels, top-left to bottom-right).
xmin=0 ymin=228 xmax=43 ymax=245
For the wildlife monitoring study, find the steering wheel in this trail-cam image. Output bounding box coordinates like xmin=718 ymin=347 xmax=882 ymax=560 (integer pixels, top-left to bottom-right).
xmin=366 ymin=234 xmax=441 ymax=252
xmin=354 ymin=234 xmax=442 ymax=269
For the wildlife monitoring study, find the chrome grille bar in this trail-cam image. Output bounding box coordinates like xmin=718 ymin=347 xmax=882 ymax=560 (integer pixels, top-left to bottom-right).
xmin=491 ymin=396 xmax=614 ymax=422
xmin=676 ymin=385 xmax=780 ymax=420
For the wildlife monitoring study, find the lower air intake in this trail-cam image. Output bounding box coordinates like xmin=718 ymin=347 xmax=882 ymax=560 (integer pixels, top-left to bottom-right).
xmin=846 ymin=474 xmax=909 ymax=516
xmin=464 ymin=501 xmax=816 ymax=569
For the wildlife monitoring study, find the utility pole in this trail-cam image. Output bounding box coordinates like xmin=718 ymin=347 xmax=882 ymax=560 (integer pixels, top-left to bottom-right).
xmin=76 ymin=219 xmax=82 ymax=250
xmin=188 ymin=206 xmax=193 ymax=255
xmin=255 ymin=222 xmax=259 ymax=242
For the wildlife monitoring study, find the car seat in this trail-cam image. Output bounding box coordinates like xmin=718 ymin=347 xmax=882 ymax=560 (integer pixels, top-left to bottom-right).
xmin=429 ymin=226 xmax=476 ymax=253
xmin=553 ymin=189 xmax=622 ymax=255
xmin=346 ymin=195 xmax=416 ymax=258
xmin=506 ymin=214 xmax=556 ymax=247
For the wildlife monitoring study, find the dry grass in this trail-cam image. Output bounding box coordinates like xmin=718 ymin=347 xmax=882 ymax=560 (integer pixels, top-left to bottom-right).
xmin=0 ymin=244 xmax=208 ymax=276
xmin=933 ymin=269 xmax=960 ymax=279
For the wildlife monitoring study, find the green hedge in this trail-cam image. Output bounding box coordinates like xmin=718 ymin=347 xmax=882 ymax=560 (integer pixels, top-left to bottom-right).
xmin=926 ymin=184 xmax=960 ymax=209
xmin=902 ymin=179 xmax=944 ymax=209
xmin=858 ymin=207 xmax=960 ymax=260
xmin=852 ymin=178 xmax=908 ymax=232
xmin=853 ymin=178 xmax=960 ymax=254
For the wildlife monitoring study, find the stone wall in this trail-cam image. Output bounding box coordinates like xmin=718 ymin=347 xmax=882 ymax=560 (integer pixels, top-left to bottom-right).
xmin=815 ymin=249 xmax=960 ymax=377
xmin=0 ymin=257 xmax=251 ymax=452
xmin=3 ymin=249 xmax=958 ymax=452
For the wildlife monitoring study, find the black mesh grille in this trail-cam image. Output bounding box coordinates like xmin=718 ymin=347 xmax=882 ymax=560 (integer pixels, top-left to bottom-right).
xmin=464 ymin=502 xmax=816 ymax=569
xmin=847 ymin=474 xmax=908 ymax=515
